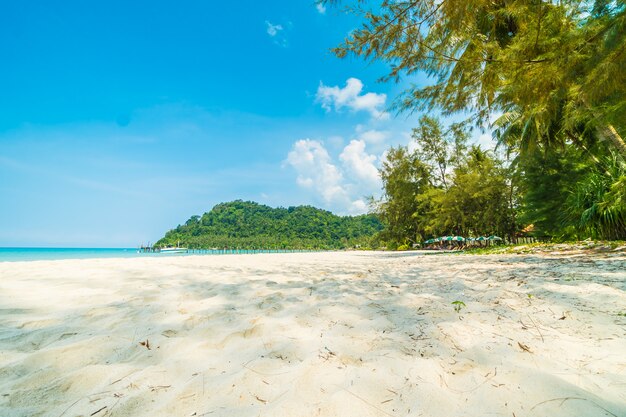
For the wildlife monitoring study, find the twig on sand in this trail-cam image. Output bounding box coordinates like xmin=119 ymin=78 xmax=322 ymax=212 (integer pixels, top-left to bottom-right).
xmin=109 ymin=370 xmax=138 ymax=386
xmin=57 ymin=391 xmax=111 ymax=417
xmin=254 ymin=395 xmax=267 ymax=404
xmin=440 ymin=368 xmax=499 ymax=394
xmin=58 ymin=398 xmax=86 ymax=417
xmin=242 ymin=360 xmax=291 ymax=376
xmin=518 ymin=342 xmax=532 ymax=353
xmin=530 ymin=397 xmax=619 ymax=416
xmin=197 ymin=407 xmax=225 ymax=416
xmin=149 ymin=385 xmax=171 ymax=392
xmin=341 ymin=387 xmax=397 ymax=417
xmin=90 ymin=406 xmax=107 ymax=416
xmin=527 ymin=315 xmax=544 ymax=342
xmin=103 ymin=397 xmax=122 ymax=416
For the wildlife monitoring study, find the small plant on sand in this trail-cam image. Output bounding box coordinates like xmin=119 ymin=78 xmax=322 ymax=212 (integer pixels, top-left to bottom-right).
xmin=451 ymin=300 xmax=466 ymax=313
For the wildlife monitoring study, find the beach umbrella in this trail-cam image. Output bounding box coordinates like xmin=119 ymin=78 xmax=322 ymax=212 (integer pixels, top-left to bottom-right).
xmin=487 ymin=235 xmax=503 ymax=241
xmin=424 ymin=238 xmax=436 ymax=244
xmin=450 ymin=236 xmax=465 ymax=242
xmin=434 ymin=237 xmax=443 ymax=242
xmin=475 ymin=236 xmax=487 ymax=241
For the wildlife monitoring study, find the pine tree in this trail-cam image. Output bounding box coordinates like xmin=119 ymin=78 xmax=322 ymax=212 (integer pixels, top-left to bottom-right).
xmin=325 ymin=0 xmax=626 ymax=155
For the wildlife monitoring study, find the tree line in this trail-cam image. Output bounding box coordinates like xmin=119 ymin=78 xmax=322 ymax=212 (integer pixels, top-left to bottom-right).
xmin=325 ymin=0 xmax=625 ymax=247
xmin=155 ymin=200 xmax=383 ymax=249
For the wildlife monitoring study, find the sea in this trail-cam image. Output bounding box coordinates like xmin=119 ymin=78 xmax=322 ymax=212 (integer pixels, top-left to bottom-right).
xmin=0 ymin=247 xmax=152 ymax=262
xmin=0 ymin=247 xmax=311 ymax=262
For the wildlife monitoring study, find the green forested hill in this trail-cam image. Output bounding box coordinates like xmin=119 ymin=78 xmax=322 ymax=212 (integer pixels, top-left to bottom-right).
xmin=155 ymin=201 xmax=383 ymax=249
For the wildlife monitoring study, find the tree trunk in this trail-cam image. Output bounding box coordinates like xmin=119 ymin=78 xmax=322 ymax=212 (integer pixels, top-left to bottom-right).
xmin=598 ymin=124 xmax=626 ymax=156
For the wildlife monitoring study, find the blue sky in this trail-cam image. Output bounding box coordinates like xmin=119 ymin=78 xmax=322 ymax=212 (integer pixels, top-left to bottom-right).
xmin=0 ymin=1 xmax=491 ymax=247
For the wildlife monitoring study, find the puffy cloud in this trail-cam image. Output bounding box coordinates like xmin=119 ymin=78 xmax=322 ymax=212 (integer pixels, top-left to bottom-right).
xmin=316 ymin=78 xmax=388 ymax=120
xmin=286 ymin=139 xmax=382 ymax=214
xmin=339 ymin=140 xmax=381 ymax=187
xmin=265 ymin=21 xmax=283 ymax=37
xmin=286 ymin=139 xmax=348 ymax=205
xmin=357 ymin=129 xmax=390 ymax=145
xmin=350 ymin=199 xmax=368 ymax=212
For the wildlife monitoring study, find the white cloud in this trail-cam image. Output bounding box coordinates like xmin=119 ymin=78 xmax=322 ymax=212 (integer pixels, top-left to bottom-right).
xmin=286 ymin=139 xmax=348 ymax=204
xmin=350 ymin=199 xmax=368 ymax=212
xmin=316 ymin=78 xmax=388 ymax=120
xmin=339 ymin=140 xmax=381 ymax=187
xmin=286 ymin=137 xmax=385 ymax=214
xmin=296 ymin=176 xmax=314 ymax=188
xmin=286 ymin=139 xmax=380 ymax=214
xmin=316 ymin=3 xmax=326 ymax=14
xmin=265 ymin=21 xmax=283 ymax=37
xmin=358 ymin=129 xmax=389 ymax=145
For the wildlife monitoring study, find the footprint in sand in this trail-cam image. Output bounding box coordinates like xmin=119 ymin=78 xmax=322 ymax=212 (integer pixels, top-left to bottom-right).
xmin=161 ymin=329 xmax=178 ymax=338
xmin=257 ymin=293 xmax=284 ymax=313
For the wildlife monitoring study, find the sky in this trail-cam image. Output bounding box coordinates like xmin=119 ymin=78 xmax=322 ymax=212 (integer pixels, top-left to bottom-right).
xmin=0 ymin=1 xmax=493 ymax=247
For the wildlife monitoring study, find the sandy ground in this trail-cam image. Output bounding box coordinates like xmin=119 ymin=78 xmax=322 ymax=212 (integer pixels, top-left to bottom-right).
xmin=0 ymin=251 xmax=625 ymax=417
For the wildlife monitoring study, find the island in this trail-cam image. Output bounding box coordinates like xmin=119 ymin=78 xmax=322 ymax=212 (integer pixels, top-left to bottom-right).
xmin=155 ymin=200 xmax=383 ymax=250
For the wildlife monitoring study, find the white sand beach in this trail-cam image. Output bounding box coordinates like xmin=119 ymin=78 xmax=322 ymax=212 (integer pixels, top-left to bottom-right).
xmin=0 ymin=251 xmax=625 ymax=417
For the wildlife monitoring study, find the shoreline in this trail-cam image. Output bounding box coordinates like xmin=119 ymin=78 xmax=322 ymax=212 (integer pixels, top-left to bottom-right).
xmin=1 ymin=240 xmax=624 ymax=263
xmin=1 ymin=251 xmax=625 ymax=416
xmin=0 ymin=248 xmax=326 ymax=264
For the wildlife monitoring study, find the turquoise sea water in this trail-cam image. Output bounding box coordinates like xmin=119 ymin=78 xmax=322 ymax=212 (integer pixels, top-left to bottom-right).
xmin=0 ymin=247 xmax=148 ymax=262
xmin=0 ymin=247 xmax=313 ymax=262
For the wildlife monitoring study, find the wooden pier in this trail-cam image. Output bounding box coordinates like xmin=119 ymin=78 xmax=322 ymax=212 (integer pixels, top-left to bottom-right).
xmin=138 ymin=247 xmax=315 ymax=255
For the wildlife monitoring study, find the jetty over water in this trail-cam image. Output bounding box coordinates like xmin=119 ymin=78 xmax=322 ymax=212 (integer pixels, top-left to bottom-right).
xmin=138 ymin=247 xmax=316 ymax=255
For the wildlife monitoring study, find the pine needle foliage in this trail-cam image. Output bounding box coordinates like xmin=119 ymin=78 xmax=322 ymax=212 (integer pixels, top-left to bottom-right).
xmin=325 ymin=0 xmax=626 ymax=155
